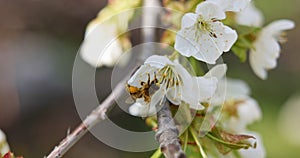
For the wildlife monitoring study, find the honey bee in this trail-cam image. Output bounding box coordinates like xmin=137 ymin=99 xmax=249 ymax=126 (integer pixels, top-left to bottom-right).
xmin=126 ymin=73 xmax=160 ymax=103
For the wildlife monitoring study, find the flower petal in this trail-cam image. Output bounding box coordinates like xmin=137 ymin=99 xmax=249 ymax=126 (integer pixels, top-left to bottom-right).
xmin=235 ymin=2 xmax=264 ymax=27
xmin=196 ymin=1 xmax=226 ymax=20
xmin=196 ymin=76 xmax=218 ymax=102
xmin=208 ymin=0 xmax=251 ymax=12
xmin=238 ymin=98 xmax=262 ymax=126
xmin=144 ymin=55 xmax=173 ymax=68
xmin=249 ymin=51 xmax=268 ymax=79
xmin=129 ymin=101 xmax=148 ymax=117
xmin=0 ymin=130 xmax=10 ymax=155
xmin=249 ymin=36 xmax=280 ymax=79
xmin=129 ymin=99 xmax=157 ymax=117
xmin=264 ymin=19 xmax=295 ymax=36
xmin=80 ymin=23 xmax=123 ymax=67
xmin=191 ymin=31 xmax=223 ymax=64
xmin=166 ymin=86 xmax=181 ymax=105
xmin=181 ymin=13 xmax=198 ymax=29
xmin=204 ymin=64 xmax=227 ymax=79
xmin=210 ymin=22 xmax=238 ymax=52
xmin=226 ymin=78 xmax=250 ymax=99
xmin=150 ymin=88 xmax=165 ymax=113
xmin=239 ymin=132 xmax=266 ymax=158
xmin=174 ymin=27 xmax=199 ymax=58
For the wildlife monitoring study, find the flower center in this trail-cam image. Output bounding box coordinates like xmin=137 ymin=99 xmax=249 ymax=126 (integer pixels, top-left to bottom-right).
xmin=158 ymin=65 xmax=182 ymax=89
xmin=196 ymin=15 xmax=217 ymax=38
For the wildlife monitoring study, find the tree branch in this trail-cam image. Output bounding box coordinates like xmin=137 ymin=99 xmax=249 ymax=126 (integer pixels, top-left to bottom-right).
xmin=46 ymin=1 xmax=161 ymax=157
xmin=155 ymin=100 xmax=186 ymax=158
xmin=46 ymin=79 xmax=125 ymax=158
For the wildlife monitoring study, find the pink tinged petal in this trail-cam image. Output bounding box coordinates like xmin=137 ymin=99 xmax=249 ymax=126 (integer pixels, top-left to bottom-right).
xmin=210 ymin=22 xmax=238 ymax=52
xmin=174 ymin=28 xmax=199 ymax=57
xmin=181 ymin=13 xmax=198 ymax=29
xmin=235 ymin=2 xmax=264 ymax=27
xmin=196 ymin=1 xmax=226 ymax=20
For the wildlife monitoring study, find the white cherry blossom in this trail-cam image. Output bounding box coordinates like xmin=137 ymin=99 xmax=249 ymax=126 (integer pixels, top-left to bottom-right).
xmin=239 ymin=132 xmax=266 ymax=158
xmin=129 ymin=98 xmax=157 ymax=117
xmin=80 ymin=22 xmax=126 ymax=68
xmin=235 ymin=2 xmax=264 ymax=27
xmin=175 ymin=1 xmax=238 ymax=64
xmin=127 ymin=55 xmax=218 ymax=116
xmin=0 ymin=129 xmax=9 ymax=155
xmin=249 ymin=20 xmax=295 ymax=79
xmin=202 ymin=64 xmax=262 ymax=131
xmin=203 ymin=64 xmax=228 ymax=105
xmin=208 ymin=0 xmax=251 ymax=12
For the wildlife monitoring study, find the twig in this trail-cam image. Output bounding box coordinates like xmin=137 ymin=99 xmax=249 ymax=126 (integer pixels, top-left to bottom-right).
xmin=155 ymin=100 xmax=186 ymax=158
xmin=46 ymin=79 xmax=125 ymax=158
xmin=46 ymin=1 xmax=161 ymax=157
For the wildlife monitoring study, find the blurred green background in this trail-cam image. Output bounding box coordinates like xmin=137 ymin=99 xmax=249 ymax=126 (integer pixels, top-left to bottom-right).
xmin=0 ymin=0 xmax=299 ymax=157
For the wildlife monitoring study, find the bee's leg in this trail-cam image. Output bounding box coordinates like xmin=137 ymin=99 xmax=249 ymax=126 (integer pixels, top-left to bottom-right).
xmin=154 ymin=72 xmax=158 ymax=83
xmin=147 ymin=73 xmax=151 ymax=85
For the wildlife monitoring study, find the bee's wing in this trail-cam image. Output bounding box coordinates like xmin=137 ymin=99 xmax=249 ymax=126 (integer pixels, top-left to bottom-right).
xmin=125 ymin=97 xmax=135 ymax=104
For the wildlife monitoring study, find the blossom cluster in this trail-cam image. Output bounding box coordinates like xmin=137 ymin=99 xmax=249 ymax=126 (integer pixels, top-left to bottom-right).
xmin=81 ymin=0 xmax=295 ymax=157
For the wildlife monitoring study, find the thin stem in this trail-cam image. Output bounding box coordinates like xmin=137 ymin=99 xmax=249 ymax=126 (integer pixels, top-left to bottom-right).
xmin=46 ymin=1 xmax=161 ymax=157
xmin=189 ymin=127 xmax=208 ymax=158
xmin=46 ymin=79 xmax=125 ymax=158
xmin=150 ymin=148 xmax=162 ymax=158
xmin=182 ymin=130 xmax=189 ymax=152
xmin=155 ymin=100 xmax=186 ymax=158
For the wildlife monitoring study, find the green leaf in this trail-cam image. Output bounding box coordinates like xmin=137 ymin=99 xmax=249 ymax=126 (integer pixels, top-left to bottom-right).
xmin=185 ymin=144 xmax=203 ymax=158
xmin=188 ymin=57 xmax=205 ymax=76
xmin=150 ymin=148 xmax=162 ymax=158
xmin=231 ymin=46 xmax=247 ymax=62
xmin=207 ymin=128 xmax=256 ymax=152
xmin=234 ymin=24 xmax=261 ymax=37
